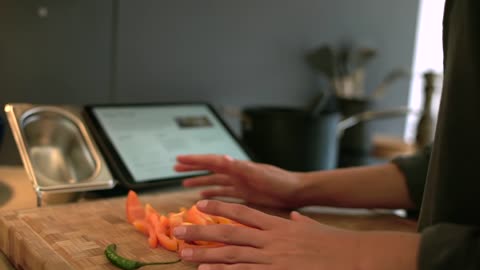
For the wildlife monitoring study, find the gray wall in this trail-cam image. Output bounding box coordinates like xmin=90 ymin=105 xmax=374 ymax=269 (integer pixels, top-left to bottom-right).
xmin=0 ymin=0 xmax=113 ymax=164
xmin=115 ymin=0 xmax=419 ymax=134
xmin=0 ymin=0 xmax=420 ymax=165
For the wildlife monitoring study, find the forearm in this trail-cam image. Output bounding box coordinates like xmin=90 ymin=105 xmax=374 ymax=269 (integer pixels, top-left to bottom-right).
xmin=294 ymin=163 xmax=415 ymax=209
xmin=356 ymin=231 xmax=420 ymax=270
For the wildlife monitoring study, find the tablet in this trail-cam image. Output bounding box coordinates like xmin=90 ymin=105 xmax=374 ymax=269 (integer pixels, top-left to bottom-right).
xmin=84 ymin=103 xmax=252 ymax=189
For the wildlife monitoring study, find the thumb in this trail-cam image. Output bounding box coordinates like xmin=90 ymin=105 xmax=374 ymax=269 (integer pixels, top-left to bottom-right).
xmin=290 ymin=211 xmax=318 ymax=224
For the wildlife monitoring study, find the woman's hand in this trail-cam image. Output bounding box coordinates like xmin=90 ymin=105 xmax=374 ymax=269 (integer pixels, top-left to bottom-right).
xmin=175 ymin=155 xmax=303 ymax=208
xmin=173 ymin=200 xmax=420 ymax=270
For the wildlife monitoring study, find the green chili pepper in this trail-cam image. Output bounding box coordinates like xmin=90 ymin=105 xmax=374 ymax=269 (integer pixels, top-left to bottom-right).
xmin=104 ymin=244 xmax=181 ymax=270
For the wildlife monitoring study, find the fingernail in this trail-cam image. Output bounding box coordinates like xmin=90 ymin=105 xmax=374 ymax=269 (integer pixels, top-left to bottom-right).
xmin=197 ymin=200 xmax=208 ymax=209
xmin=181 ymin=248 xmax=193 ymax=259
xmin=173 ymin=226 xmax=187 ymax=237
xmin=224 ymin=155 xmax=234 ymax=161
xmin=198 ymin=265 xmax=210 ymax=270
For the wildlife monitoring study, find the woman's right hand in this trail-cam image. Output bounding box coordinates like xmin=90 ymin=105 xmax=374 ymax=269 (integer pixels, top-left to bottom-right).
xmin=174 ymin=154 xmax=304 ymax=209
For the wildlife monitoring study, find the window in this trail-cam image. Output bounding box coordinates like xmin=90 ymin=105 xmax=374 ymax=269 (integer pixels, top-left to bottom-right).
xmin=405 ymin=0 xmax=445 ymax=142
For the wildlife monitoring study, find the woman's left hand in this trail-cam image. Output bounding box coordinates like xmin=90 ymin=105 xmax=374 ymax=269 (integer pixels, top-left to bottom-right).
xmin=172 ymin=200 xmax=354 ymax=270
xmin=173 ymin=200 xmax=420 ymax=270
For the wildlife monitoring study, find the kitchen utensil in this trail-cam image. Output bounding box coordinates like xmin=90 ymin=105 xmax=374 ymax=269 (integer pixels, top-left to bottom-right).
xmin=307 ymin=87 xmax=337 ymax=118
xmin=305 ymin=45 xmax=337 ymax=80
xmin=4 ymin=104 xmax=115 ymax=206
xmin=337 ymin=94 xmax=415 ymax=158
xmin=242 ymin=106 xmax=341 ymax=171
xmin=241 ymin=105 xmax=414 ymax=171
xmin=334 ymin=46 xmax=376 ymax=99
xmin=305 ymin=45 xmax=341 ymax=112
xmin=337 ymin=41 xmax=353 ymax=77
xmin=369 ymin=68 xmax=409 ymax=100
xmin=337 ymin=107 xmax=414 ymax=135
xmin=336 ymin=47 xmax=375 ymax=98
xmin=336 ymin=97 xmax=372 ymax=154
xmin=353 ymin=47 xmax=377 ymax=70
xmin=334 ymin=68 xmax=367 ymax=99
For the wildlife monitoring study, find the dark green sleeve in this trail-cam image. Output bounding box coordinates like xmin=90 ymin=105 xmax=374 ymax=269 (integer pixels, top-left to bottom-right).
xmin=390 ymin=145 xmax=432 ymax=209
xmin=419 ymin=223 xmax=480 ymax=269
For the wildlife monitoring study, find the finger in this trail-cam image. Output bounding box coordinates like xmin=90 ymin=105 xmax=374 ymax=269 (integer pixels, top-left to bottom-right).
xmin=180 ymin=246 xmax=269 ymax=264
xmin=198 ymin=263 xmax=270 ymax=270
xmin=176 ymin=154 xmax=233 ymax=168
xmin=290 ymin=211 xmax=318 ymax=224
xmin=174 ymin=164 xmax=208 ymax=172
xmin=173 ymin=224 xmax=267 ymax=247
xmin=183 ymin=174 xmax=233 ymax=187
xmin=176 ymin=154 xmax=248 ymax=176
xmin=195 ymin=200 xmax=283 ymax=229
xmin=201 ymin=187 xmax=243 ymax=199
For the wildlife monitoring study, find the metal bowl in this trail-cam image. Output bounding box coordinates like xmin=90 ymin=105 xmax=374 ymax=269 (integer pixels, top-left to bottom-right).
xmin=4 ymin=104 xmax=115 ymax=201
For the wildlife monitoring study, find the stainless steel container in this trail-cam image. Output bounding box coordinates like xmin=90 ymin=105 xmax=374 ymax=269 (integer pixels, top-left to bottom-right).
xmin=4 ymin=104 xmax=115 ymax=206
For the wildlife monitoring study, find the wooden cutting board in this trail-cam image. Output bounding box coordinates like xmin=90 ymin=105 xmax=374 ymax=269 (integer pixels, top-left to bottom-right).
xmin=0 ymin=188 xmax=417 ymax=270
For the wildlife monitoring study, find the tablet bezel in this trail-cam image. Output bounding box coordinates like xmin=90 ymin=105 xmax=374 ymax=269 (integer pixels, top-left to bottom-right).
xmin=83 ymin=102 xmax=254 ymax=190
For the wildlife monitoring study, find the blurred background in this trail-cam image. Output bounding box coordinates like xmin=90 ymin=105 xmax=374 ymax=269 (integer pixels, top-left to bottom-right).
xmin=0 ymin=0 xmax=445 ymax=169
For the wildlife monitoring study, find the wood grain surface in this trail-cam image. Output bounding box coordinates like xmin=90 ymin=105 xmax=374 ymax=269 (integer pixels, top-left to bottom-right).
xmin=0 ymin=188 xmax=417 ymax=270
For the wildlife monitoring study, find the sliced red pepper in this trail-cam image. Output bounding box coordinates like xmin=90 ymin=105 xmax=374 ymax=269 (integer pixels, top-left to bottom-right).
xmin=144 ymin=203 xmax=159 ymax=218
xmin=126 ymin=190 xmax=144 ymax=224
xmin=132 ymin=219 xmax=149 ymax=236
xmin=157 ymin=233 xmax=178 ymax=252
xmin=167 ymin=211 xmax=185 ymax=237
xmin=153 ymin=215 xmax=178 ymax=251
xmin=185 ymin=205 xmax=215 ymax=225
xmin=125 ymin=194 xmax=243 ymax=253
xmin=147 ymin=223 xmax=158 ymax=248
xmin=211 ymin=215 xmax=235 ymax=225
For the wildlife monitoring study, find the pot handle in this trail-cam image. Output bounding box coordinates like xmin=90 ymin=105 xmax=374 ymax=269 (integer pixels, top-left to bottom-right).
xmin=336 ymin=107 xmax=419 ymax=137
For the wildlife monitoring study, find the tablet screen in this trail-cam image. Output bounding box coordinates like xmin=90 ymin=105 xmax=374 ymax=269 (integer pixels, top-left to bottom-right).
xmin=90 ymin=104 xmax=250 ymax=183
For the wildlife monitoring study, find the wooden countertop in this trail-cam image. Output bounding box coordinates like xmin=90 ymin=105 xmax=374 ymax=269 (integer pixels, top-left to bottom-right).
xmin=0 ymin=166 xmax=36 ymax=269
xmin=0 ymin=166 xmax=37 ymax=211
xmin=0 ymin=166 xmax=417 ymax=269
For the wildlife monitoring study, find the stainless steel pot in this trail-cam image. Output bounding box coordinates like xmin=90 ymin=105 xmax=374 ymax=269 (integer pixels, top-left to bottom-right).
xmin=241 ymin=106 xmax=413 ymax=171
